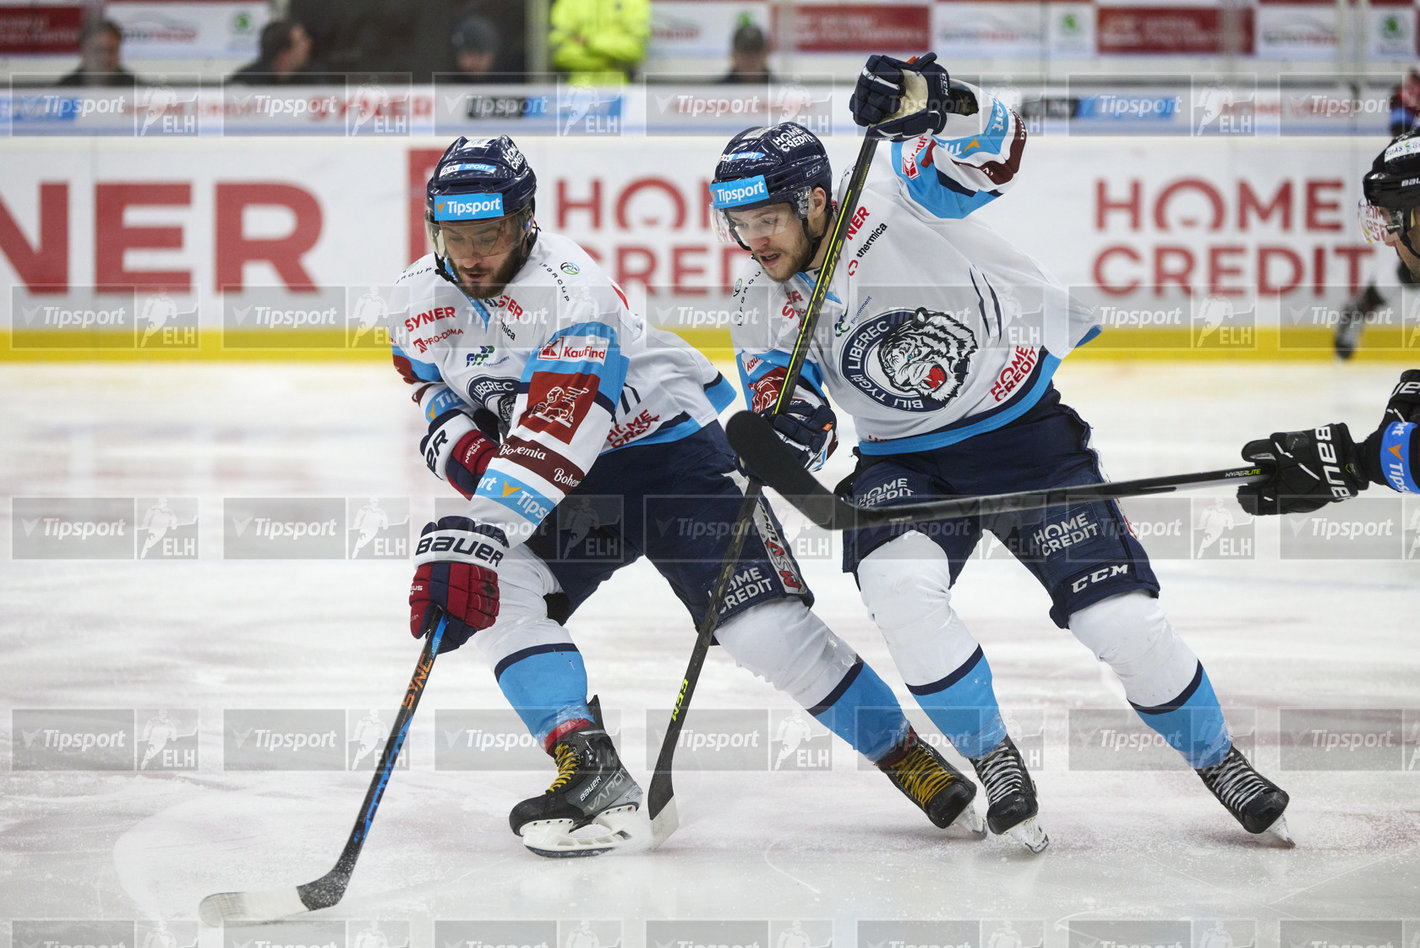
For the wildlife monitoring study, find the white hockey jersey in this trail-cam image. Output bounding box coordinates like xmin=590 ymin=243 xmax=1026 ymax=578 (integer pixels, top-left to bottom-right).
xmin=390 ymin=232 xmax=734 ymax=543
xmin=729 ymin=84 xmax=1100 ymax=455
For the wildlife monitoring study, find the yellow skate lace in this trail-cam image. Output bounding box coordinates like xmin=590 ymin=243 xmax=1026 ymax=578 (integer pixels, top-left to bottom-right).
xmin=546 ymin=741 xmax=581 ymax=794
xmin=892 ymin=744 xmax=952 ymax=809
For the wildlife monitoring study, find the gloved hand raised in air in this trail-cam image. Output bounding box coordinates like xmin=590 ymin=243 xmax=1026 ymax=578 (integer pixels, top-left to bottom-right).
xmin=409 ymin=517 xmax=508 ymax=652
xmin=849 ymin=52 xmax=956 ymax=141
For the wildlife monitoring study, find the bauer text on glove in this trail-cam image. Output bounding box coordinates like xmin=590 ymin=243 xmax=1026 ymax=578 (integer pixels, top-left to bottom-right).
xmin=409 ymin=517 xmax=508 ymax=652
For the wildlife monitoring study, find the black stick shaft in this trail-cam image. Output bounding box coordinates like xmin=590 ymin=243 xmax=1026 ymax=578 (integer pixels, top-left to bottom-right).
xmin=647 ymin=132 xmax=884 ymax=831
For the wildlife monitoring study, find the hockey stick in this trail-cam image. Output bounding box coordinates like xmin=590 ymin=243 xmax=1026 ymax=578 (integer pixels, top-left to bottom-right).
xmin=198 ymin=607 xmax=446 ymax=925
xmin=727 ymin=410 xmax=1272 ymax=530
xmin=647 ymin=128 xmax=887 ymax=847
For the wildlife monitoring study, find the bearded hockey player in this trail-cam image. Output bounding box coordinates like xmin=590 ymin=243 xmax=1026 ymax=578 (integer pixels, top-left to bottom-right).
xmin=389 ymin=134 xmax=988 ymax=856
xmin=713 ymin=53 xmax=1293 ymax=850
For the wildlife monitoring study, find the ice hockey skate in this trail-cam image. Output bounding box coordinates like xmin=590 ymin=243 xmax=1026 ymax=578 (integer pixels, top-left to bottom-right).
xmin=969 ymin=736 xmax=1048 ymax=853
xmin=1196 ymin=745 xmax=1293 ymax=846
xmin=875 ymin=729 xmax=985 ymax=836
xmin=1334 ymin=285 xmax=1383 ymax=360
xmin=509 ymin=719 xmax=644 ymax=858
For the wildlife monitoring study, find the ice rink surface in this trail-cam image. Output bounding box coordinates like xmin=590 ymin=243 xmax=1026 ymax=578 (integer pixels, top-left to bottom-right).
xmin=1 ymin=360 xmax=1417 ymax=943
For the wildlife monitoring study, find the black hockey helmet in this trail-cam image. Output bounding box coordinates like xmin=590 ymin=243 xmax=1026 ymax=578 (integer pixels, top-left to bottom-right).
xmin=710 ymin=123 xmax=833 ymax=250
xmin=1359 ymin=128 xmax=1420 ymax=248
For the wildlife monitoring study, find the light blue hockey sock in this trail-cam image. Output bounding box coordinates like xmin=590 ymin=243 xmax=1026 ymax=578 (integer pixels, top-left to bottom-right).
xmin=494 ymin=645 xmax=592 ymax=746
xmin=1131 ymin=662 xmax=1230 ymax=768
xmin=908 ymin=646 xmax=1008 ymax=760
xmin=809 ymin=658 xmax=909 ymax=761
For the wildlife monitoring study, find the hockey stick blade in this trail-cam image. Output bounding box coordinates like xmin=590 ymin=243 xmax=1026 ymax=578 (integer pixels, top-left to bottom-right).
xmin=198 ymin=610 xmax=446 ymax=925
xmin=727 ymin=411 xmax=1272 ymax=529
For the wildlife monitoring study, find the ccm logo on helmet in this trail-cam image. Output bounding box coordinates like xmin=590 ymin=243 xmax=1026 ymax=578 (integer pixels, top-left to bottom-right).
xmin=436 ymin=195 xmax=505 ymax=220
xmin=711 ymin=175 xmax=769 ymax=208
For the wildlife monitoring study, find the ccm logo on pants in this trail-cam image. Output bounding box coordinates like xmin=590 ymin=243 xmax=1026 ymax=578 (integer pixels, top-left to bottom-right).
xmin=1070 ymin=564 xmax=1130 ymax=593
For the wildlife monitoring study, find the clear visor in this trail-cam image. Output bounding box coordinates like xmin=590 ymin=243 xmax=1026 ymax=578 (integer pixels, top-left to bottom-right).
xmin=427 ymin=208 xmax=532 ymax=258
xmin=1357 ymin=199 xmax=1409 ymax=244
xmin=711 ymin=201 xmax=803 ymax=247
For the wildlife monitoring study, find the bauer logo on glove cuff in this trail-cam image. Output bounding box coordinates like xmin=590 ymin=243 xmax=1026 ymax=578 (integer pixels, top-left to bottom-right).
xmin=415 ymin=531 xmax=505 ymax=565
xmin=1314 ymin=425 xmax=1359 ymax=500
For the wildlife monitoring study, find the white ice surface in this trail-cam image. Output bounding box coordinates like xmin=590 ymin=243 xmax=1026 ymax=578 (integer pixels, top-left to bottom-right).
xmin=0 ymin=362 xmax=1417 ymax=937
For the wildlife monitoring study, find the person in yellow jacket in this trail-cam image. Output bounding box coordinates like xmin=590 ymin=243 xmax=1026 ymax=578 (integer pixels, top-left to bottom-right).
xmin=549 ymin=0 xmax=650 ymax=84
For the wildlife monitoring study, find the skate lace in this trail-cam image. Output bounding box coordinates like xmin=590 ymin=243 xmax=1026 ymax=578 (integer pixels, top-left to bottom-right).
xmin=1201 ymin=751 xmax=1269 ymax=813
xmin=891 ymin=743 xmax=952 ymax=809
xmin=546 ymin=741 xmax=581 ymax=794
xmin=973 ymin=742 xmax=1024 ymax=803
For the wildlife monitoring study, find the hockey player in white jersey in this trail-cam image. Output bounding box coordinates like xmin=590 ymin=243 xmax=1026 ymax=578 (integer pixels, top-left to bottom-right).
xmin=392 ymin=135 xmax=983 ymax=856
xmin=712 ymin=53 xmax=1292 ymax=848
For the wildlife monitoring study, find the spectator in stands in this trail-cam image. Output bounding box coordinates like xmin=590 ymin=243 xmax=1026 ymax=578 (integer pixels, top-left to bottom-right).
xmin=57 ymin=19 xmax=140 ymax=87
xmin=719 ymin=19 xmax=773 ymax=84
xmin=549 ymin=0 xmax=649 ymax=84
xmin=227 ymin=19 xmax=319 ymax=85
xmin=446 ymin=15 xmax=501 ymax=83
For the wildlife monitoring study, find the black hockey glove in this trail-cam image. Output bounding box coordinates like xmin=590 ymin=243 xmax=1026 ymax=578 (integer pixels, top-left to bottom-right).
xmin=1355 ymin=368 xmax=1420 ymax=495
xmin=849 ymin=52 xmax=956 ymax=140
xmin=1237 ymin=423 xmax=1369 ymax=516
xmin=762 ymin=400 xmax=838 ymax=472
xmin=1379 ymin=368 xmax=1420 ymax=426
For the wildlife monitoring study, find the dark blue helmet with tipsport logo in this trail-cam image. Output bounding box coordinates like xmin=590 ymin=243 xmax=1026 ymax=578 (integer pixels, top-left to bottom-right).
xmin=710 ymin=123 xmax=832 ymax=246
xmin=425 ymin=134 xmax=537 ymax=226
xmin=425 ymin=135 xmax=539 ymax=272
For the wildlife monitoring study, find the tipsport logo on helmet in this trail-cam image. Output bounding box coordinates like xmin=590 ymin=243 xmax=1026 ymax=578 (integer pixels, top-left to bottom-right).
xmin=434 ymin=194 xmax=505 ymax=221
xmin=711 ymin=175 xmax=769 ymax=209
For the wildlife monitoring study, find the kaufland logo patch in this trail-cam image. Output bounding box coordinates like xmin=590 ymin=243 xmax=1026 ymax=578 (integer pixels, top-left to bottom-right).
xmin=539 ymin=336 xmax=608 ymax=363
xmin=435 ymin=194 xmax=504 ymax=220
xmin=711 ymin=175 xmax=769 ymax=208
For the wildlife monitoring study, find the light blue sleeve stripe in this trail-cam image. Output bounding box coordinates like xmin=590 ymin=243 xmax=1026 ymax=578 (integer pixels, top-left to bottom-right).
xmin=475 ymin=470 xmax=556 ymax=525
xmin=705 ymin=374 xmax=736 ymax=414
xmin=1381 ymin=421 xmax=1419 ymax=494
xmin=940 ymin=98 xmax=1009 ymax=157
xmin=889 ymin=140 xmax=1001 ymax=220
xmin=858 ymin=353 xmax=1062 ymax=455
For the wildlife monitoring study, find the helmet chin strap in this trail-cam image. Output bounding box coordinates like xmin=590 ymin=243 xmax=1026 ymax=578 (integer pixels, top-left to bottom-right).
xmin=1401 ymin=209 xmax=1420 ymax=259
xmin=799 ymin=199 xmax=835 ymax=272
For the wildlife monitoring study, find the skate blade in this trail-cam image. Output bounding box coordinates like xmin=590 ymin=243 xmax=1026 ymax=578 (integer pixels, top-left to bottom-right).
xmin=520 ymin=805 xmax=640 ymax=858
xmin=1258 ymin=814 xmax=1296 ymax=849
xmin=951 ymin=802 xmax=988 ymax=839
xmin=1005 ymin=817 xmax=1049 ymax=854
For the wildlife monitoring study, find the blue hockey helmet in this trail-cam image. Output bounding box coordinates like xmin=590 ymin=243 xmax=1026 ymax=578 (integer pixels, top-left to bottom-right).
xmin=710 ymin=123 xmax=832 ymax=248
xmin=425 ymin=135 xmax=537 ymax=260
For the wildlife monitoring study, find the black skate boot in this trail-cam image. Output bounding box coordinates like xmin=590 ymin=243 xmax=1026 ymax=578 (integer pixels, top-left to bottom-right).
xmin=875 ymin=728 xmax=983 ymax=835
xmin=509 ymin=719 xmax=643 ymax=858
xmin=1196 ymin=745 xmax=1292 ymax=845
xmin=1335 ymin=284 xmax=1384 ymax=360
xmin=969 ymin=736 xmax=1048 ymax=853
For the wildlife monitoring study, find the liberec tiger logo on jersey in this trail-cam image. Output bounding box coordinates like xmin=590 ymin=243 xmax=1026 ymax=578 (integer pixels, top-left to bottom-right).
xmin=839 ymin=306 xmax=978 ymax=411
